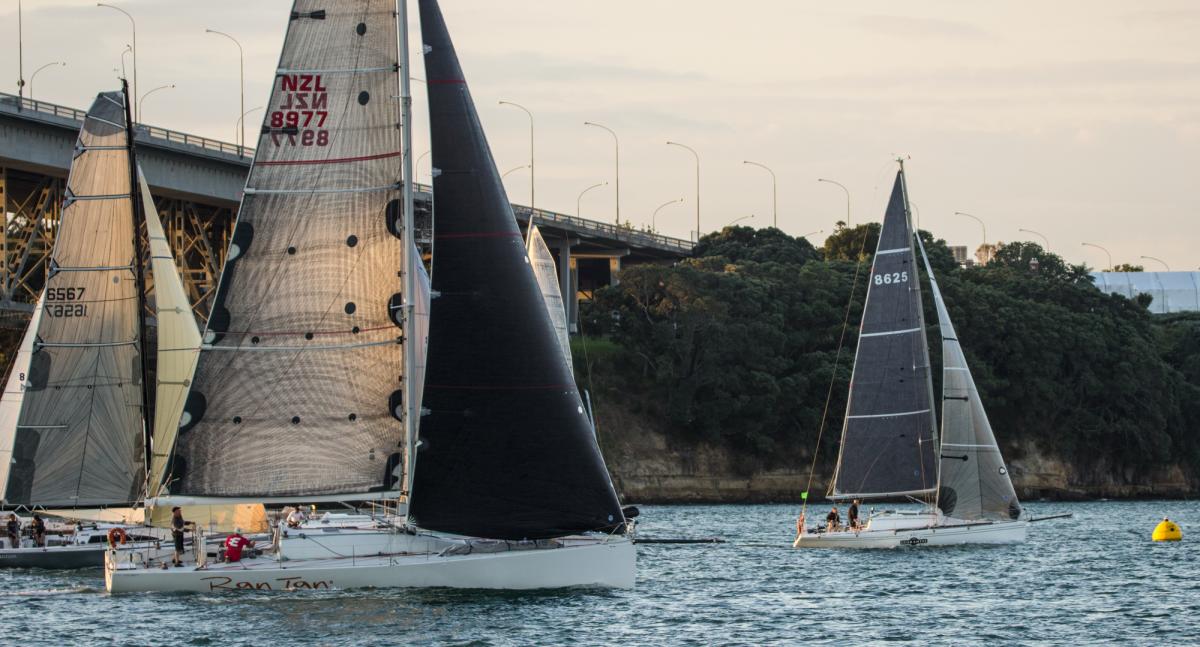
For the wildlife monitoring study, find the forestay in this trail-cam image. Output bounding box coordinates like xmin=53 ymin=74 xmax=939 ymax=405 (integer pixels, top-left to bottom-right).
xmin=409 ymin=0 xmax=625 ymax=540
xmin=915 ymin=235 xmax=1021 ymax=521
xmin=3 ymin=91 xmax=146 ymax=507
xmin=526 ymin=225 xmax=571 ymax=369
xmin=830 ymin=170 xmax=938 ymax=500
xmin=173 ymin=1 xmax=407 ymax=500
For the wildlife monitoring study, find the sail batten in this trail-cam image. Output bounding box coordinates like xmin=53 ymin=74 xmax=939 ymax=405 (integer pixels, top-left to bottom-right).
xmin=408 ymin=0 xmax=624 ymax=540
xmin=830 ymin=170 xmax=938 ymax=500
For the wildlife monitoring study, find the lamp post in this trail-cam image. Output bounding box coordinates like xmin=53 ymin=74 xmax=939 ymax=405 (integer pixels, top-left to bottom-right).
xmin=802 ymin=229 xmax=824 ymax=240
xmin=743 ymin=160 xmax=776 ymax=228
xmin=666 ymin=141 xmax=700 ymax=240
xmin=205 ymin=29 xmax=245 ymax=152
xmin=576 ymin=181 xmax=607 ymax=219
xmin=236 ymin=106 xmax=263 ymax=151
xmin=498 ymin=100 xmax=534 ymax=211
xmin=16 ymin=0 xmax=24 ymax=104
xmin=501 ymin=164 xmax=530 ymax=179
xmin=651 ymin=198 xmax=683 ymax=232
xmin=726 ymin=214 xmax=755 ymax=227
xmin=817 ymin=178 xmax=850 ymax=227
xmin=584 ymin=122 xmax=619 ymax=224
xmin=137 ymin=84 xmax=174 ymax=122
xmin=1018 ymin=228 xmax=1050 ymax=251
xmin=1081 ymin=242 xmax=1113 ymax=271
xmin=119 ymin=44 xmax=132 ymax=80
xmin=416 ymin=150 xmax=430 ymax=182
xmin=28 ymin=62 xmax=65 ymax=101
xmin=954 ymin=211 xmax=988 ymax=250
xmin=1141 ymin=255 xmax=1171 ymax=271
xmin=98 ymin=3 xmax=137 ymax=121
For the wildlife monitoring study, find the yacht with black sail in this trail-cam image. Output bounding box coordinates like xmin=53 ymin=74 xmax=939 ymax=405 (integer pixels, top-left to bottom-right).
xmin=105 ymin=0 xmax=634 ymax=593
xmin=794 ymin=162 xmax=1027 ymax=548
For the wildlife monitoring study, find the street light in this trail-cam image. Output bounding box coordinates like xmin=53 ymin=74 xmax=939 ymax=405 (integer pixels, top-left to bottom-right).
xmin=726 ymin=214 xmax=755 ymax=227
xmin=1140 ymin=255 xmax=1171 ymax=271
xmin=236 ymin=106 xmax=263 ymax=151
xmin=954 ymin=211 xmax=988 ymax=250
xmin=501 ymin=164 xmax=530 ymax=179
xmin=743 ymin=160 xmax=776 ymax=228
xmin=584 ymin=122 xmax=620 ymax=224
xmin=576 ymin=181 xmax=607 ymax=219
xmin=666 ymin=141 xmax=700 ymax=240
xmin=1081 ymin=242 xmax=1113 ymax=271
xmin=119 ymin=44 xmax=132 ymax=80
xmin=498 ymin=100 xmax=534 ymax=211
xmin=817 ymin=178 xmax=850 ymax=227
xmin=16 ymin=0 xmax=24 ymax=103
xmin=137 ymin=84 xmax=174 ymax=122
xmin=28 ymin=62 xmax=65 ymax=101
xmin=651 ymin=198 xmax=683 ymax=232
xmin=206 ymin=29 xmax=245 ymax=152
xmin=802 ymin=229 xmax=824 ymax=240
xmin=1018 ymin=228 xmax=1050 ymax=250
xmin=416 ymin=150 xmax=430 ymax=182
xmin=98 ymin=3 xmax=137 ymax=121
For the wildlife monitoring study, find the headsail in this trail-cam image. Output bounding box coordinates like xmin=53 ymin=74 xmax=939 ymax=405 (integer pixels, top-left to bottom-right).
xmin=830 ymin=170 xmax=938 ymax=500
xmin=171 ymin=1 xmax=407 ymax=501
xmin=409 ymin=0 xmax=625 ymax=540
xmin=139 ymin=165 xmax=202 ymax=499
xmin=915 ymin=235 xmax=1021 ymax=520
xmin=526 ymin=225 xmax=571 ymax=369
xmin=3 ymin=91 xmax=146 ymax=507
xmin=0 ymin=296 xmax=45 ymax=502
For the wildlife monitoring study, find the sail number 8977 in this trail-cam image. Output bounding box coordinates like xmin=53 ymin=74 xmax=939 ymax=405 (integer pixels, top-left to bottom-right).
xmin=873 ymin=271 xmax=909 ymax=286
xmin=45 ymin=286 xmax=87 ymax=318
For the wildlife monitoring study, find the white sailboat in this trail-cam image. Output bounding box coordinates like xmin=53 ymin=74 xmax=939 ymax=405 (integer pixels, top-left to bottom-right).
xmin=106 ymin=0 xmax=633 ymax=593
xmin=795 ymin=162 xmax=1026 ymax=549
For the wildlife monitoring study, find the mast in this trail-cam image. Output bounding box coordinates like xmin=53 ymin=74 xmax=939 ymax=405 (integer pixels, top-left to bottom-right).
xmin=397 ymin=0 xmax=419 ymax=510
xmin=121 ymin=79 xmax=154 ymax=485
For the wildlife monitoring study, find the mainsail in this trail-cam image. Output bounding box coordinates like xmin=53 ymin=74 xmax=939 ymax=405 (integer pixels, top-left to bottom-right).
xmin=409 ymin=0 xmax=625 ymax=540
xmin=526 ymin=224 xmax=571 ymax=369
xmin=2 ymin=91 xmax=146 ymax=507
xmin=830 ymin=170 xmax=938 ymax=499
xmin=171 ymin=1 xmax=407 ymax=501
xmin=915 ymin=235 xmax=1021 ymax=520
xmin=139 ymin=165 xmax=202 ymax=499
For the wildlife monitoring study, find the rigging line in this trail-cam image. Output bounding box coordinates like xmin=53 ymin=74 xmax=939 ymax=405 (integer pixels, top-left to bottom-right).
xmin=801 ymin=219 xmax=874 ymax=519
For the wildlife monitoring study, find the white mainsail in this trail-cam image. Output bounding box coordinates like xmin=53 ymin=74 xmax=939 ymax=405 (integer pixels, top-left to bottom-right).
xmin=526 ymin=225 xmax=571 ymax=369
xmin=0 ymin=296 xmax=46 ymax=502
xmin=138 ymin=166 xmax=202 ymax=499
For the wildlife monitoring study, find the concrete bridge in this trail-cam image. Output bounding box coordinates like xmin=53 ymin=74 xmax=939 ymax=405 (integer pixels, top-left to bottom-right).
xmin=0 ymin=92 xmax=692 ymax=328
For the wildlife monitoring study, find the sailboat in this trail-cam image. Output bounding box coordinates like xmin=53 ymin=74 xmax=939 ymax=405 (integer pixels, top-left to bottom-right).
xmin=795 ymin=163 xmax=1026 ymax=548
xmin=106 ymin=0 xmax=633 ymax=593
xmin=0 ymin=85 xmax=168 ymax=567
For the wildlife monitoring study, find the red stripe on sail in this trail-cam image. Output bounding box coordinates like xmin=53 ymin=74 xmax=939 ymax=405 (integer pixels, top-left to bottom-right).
xmin=257 ymin=151 xmax=402 ymax=166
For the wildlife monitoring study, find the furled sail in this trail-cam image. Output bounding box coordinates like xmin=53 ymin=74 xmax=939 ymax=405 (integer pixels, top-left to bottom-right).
xmin=139 ymin=165 xmax=202 ymax=499
xmin=526 ymin=225 xmax=571 ymax=369
xmin=0 ymin=297 xmax=45 ymax=502
xmin=830 ymin=170 xmax=938 ymax=500
xmin=3 ymin=91 xmax=146 ymax=507
xmin=915 ymin=235 xmax=1021 ymax=520
xmin=411 ymin=240 xmax=430 ymax=414
xmin=171 ymin=1 xmax=407 ymax=501
xmin=409 ymin=0 xmax=625 ymax=540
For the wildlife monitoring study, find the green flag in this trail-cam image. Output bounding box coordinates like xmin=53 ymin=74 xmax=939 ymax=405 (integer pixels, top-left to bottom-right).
xmin=801 ymin=491 xmax=808 ymax=501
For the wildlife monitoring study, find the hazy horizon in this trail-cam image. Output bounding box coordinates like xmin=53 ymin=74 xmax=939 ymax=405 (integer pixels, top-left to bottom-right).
xmin=3 ymin=0 xmax=1197 ymax=270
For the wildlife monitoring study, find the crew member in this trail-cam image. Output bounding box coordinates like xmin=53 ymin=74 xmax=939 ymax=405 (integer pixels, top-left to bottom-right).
xmin=848 ymin=500 xmax=861 ymax=530
xmin=825 ymin=506 xmax=841 ymax=532
xmin=170 ymin=506 xmax=192 ymax=567
xmin=223 ymin=528 xmax=254 ymax=563
xmin=286 ymin=506 xmax=308 ymax=528
xmin=5 ymin=514 xmax=20 ymax=549
xmin=30 ymin=514 xmax=46 ymax=547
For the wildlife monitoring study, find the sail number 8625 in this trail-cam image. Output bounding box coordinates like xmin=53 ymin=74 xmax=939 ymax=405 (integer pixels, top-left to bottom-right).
xmin=873 ymin=271 xmax=909 ymax=286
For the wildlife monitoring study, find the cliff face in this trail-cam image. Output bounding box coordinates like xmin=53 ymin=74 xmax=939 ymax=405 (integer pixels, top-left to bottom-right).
xmin=596 ymin=401 xmax=1198 ymax=503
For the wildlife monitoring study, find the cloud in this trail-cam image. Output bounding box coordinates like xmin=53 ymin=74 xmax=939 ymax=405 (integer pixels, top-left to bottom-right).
xmin=855 ymin=14 xmax=993 ymax=40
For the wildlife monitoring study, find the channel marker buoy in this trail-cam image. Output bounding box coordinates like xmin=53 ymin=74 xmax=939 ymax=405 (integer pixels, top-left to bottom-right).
xmin=1152 ymin=518 xmax=1182 ymax=542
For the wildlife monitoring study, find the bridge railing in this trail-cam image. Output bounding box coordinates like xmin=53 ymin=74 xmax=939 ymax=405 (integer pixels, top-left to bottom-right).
xmin=0 ymin=92 xmax=253 ymax=159
xmin=516 ymin=205 xmax=694 ymax=254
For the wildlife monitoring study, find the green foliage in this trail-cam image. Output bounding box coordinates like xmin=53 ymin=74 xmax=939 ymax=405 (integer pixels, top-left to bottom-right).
xmin=1113 ymin=263 xmax=1144 ymax=272
xmin=583 ymin=227 xmax=1200 ymax=480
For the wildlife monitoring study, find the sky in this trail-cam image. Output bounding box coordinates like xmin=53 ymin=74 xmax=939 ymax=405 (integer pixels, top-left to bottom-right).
xmin=4 ymin=0 xmax=1198 ymax=270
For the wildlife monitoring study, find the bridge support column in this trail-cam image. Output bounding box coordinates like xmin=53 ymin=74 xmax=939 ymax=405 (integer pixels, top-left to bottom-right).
xmin=609 ymin=256 xmax=621 ymax=286
xmin=555 ymin=237 xmax=578 ymax=333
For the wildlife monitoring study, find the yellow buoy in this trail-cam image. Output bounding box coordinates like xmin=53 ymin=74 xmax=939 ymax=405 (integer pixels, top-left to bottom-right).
xmin=1152 ymin=518 xmax=1182 ymax=542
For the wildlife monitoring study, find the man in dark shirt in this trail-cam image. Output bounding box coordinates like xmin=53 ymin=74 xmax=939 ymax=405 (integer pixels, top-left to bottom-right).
xmin=825 ymin=506 xmax=841 ymax=532
xmin=30 ymin=515 xmax=46 ymax=547
xmin=848 ymin=500 xmax=861 ymax=530
xmin=5 ymin=514 xmax=20 ymax=549
xmin=170 ymin=507 xmax=191 ymax=567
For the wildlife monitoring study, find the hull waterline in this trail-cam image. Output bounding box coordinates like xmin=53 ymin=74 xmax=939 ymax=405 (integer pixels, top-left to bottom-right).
xmin=795 ymin=519 xmax=1028 ymax=549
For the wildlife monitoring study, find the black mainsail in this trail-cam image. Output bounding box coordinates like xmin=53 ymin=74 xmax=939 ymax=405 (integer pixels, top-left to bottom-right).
xmin=409 ymin=0 xmax=625 ymax=540
xmin=830 ymin=170 xmax=938 ymax=500
xmin=1 ymin=90 xmax=146 ymax=507
xmin=171 ymin=1 xmax=408 ymax=501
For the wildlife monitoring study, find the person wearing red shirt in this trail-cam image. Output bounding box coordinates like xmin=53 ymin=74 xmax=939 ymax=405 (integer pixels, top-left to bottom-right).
xmin=223 ymin=529 xmax=254 ymax=563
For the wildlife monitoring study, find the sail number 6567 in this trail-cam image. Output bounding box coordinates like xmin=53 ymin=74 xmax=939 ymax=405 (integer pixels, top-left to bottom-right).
xmin=874 ymin=271 xmax=909 ymax=285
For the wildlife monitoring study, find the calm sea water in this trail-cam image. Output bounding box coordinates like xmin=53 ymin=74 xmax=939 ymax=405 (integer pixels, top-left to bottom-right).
xmin=0 ymin=501 xmax=1196 ymax=646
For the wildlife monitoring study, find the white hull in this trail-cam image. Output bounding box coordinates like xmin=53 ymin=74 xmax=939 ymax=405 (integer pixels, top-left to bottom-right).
xmin=795 ymin=517 xmax=1028 ymax=549
xmin=106 ymin=531 xmax=635 ymax=593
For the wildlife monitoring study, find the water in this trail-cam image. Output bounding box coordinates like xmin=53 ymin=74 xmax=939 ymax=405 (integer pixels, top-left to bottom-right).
xmin=0 ymin=501 xmax=1196 ymax=646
